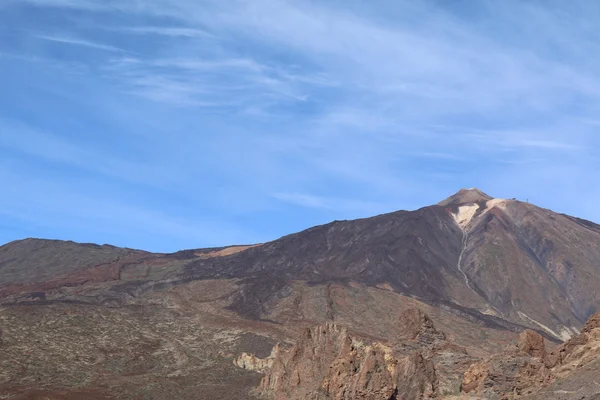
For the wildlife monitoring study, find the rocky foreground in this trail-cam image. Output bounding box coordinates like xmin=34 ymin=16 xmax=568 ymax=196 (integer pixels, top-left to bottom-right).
xmin=236 ymin=309 xmax=600 ymax=399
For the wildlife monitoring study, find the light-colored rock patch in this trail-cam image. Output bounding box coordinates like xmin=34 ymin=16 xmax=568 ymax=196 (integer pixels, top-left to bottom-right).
xmin=486 ymin=198 xmax=508 ymax=211
xmin=234 ymin=344 xmax=280 ymax=373
xmin=452 ymin=204 xmax=480 ymax=229
xmin=482 ymin=308 xmax=501 ymax=317
xmin=518 ymin=311 xmax=564 ymax=340
xmin=559 ymin=328 xmax=576 ymax=341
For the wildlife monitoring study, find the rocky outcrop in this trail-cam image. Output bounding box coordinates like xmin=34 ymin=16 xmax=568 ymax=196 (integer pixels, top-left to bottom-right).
xmin=461 ymin=312 xmax=600 ymax=399
xmin=234 ymin=344 xmax=280 ymax=373
xmin=234 ymin=310 xmax=476 ymax=399
xmin=257 ymin=323 xmax=405 ymax=399
xmin=518 ymin=329 xmax=546 ymax=358
xmin=461 ymin=351 xmax=552 ymax=398
xmin=397 ymin=309 xmax=446 ymax=345
xmin=395 ymin=352 xmax=437 ymax=400
xmin=581 ymin=312 xmax=600 ymax=333
xmin=461 ymin=329 xmax=553 ymax=398
xmin=544 ymin=311 xmax=600 ymax=371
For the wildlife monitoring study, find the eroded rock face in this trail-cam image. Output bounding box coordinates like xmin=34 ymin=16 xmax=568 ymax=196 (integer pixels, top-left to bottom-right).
xmin=397 ymin=309 xmax=446 ymax=345
xmin=234 ymin=344 xmax=280 ymax=373
xmin=581 ymin=311 xmax=600 ymax=333
xmin=461 ymin=312 xmax=600 ymax=399
xmin=461 ymin=362 xmax=488 ymax=394
xmin=235 ymin=309 xmax=472 ymax=399
xmin=518 ymin=329 xmax=546 ymax=359
xmin=544 ymin=311 xmax=600 ymax=371
xmin=461 ymin=329 xmax=552 ymax=397
xmin=321 ymin=341 xmax=399 ymax=400
xmin=258 ymin=323 xmax=404 ymax=399
xmin=395 ymin=352 xmax=437 ymax=400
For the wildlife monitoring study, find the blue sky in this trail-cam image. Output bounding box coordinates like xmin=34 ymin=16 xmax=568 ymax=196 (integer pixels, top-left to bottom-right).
xmin=1 ymin=0 xmax=600 ymax=252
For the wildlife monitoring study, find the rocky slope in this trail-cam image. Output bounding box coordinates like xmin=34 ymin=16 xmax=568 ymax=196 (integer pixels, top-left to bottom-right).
xmin=236 ymin=310 xmax=600 ymax=400
xmin=176 ymin=188 xmax=600 ymax=341
xmin=440 ymin=189 xmax=600 ymax=341
xmin=1 ymin=189 xmax=600 ymax=399
xmin=462 ymin=311 xmax=600 ymax=399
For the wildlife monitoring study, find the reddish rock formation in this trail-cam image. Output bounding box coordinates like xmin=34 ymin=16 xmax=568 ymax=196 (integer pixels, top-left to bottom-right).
xmin=462 ymin=312 xmax=600 ymax=399
xmin=236 ymin=309 xmax=472 ymax=399
xmin=518 ymin=329 xmax=546 ymax=359
xmin=397 ymin=309 xmax=446 ymax=345
xmin=544 ymin=311 xmax=600 ymax=370
xmin=258 ymin=323 xmax=403 ymax=399
xmin=461 ymin=329 xmax=553 ymax=398
xmin=395 ymin=352 xmax=437 ymax=400
xmin=581 ymin=311 xmax=600 ymax=334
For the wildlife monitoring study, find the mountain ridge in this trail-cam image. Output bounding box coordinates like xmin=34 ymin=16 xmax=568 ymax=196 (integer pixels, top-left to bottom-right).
xmin=1 ymin=189 xmax=600 ymax=399
xmin=2 ymin=189 xmax=600 ymax=338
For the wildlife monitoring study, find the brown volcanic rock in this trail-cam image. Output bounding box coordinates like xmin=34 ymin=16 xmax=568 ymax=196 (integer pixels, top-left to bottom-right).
xmin=242 ymin=310 xmax=481 ymax=399
xmin=461 ymin=355 xmax=553 ymax=398
xmin=178 ymin=189 xmax=600 ymax=342
xmin=8 ymin=189 xmax=600 ymax=342
xmin=182 ymin=204 xmax=467 ymax=320
xmin=259 ymin=323 xmax=399 ymax=399
xmin=544 ymin=311 xmax=600 ymax=370
xmin=0 ymin=239 xmax=142 ymax=285
xmin=322 ymin=343 xmax=399 ymax=400
xmin=256 ymin=321 xmax=440 ymax=400
xmin=462 ymin=312 xmax=600 ymax=399
xmin=0 ymin=256 xmax=138 ymax=298
xmin=518 ymin=330 xmax=546 ymax=359
xmin=461 ymin=329 xmax=553 ymax=398
xmin=438 ymin=188 xmax=493 ymax=206
xmin=397 ymin=309 xmax=446 ymax=345
xmin=581 ymin=311 xmax=600 ymax=334
xmin=460 ymin=198 xmax=600 ymax=340
xmin=395 ymin=352 xmax=437 ymax=400
xmin=239 ymin=310 xmax=482 ymax=399
xmin=461 ymin=361 xmax=489 ymax=394
xmin=0 ymin=238 xmax=156 ymax=299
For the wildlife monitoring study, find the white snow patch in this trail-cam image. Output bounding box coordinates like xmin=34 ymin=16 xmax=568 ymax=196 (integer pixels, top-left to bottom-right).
xmin=518 ymin=311 xmax=567 ymax=340
xmin=452 ymin=204 xmax=480 ymax=229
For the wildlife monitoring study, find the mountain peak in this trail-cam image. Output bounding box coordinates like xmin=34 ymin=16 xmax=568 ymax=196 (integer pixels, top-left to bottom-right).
xmin=438 ymin=188 xmax=493 ymax=207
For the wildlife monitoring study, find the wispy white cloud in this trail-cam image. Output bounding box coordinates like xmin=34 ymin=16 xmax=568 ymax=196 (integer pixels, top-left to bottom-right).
xmin=149 ymin=58 xmax=265 ymax=72
xmin=4 ymin=0 xmax=600 ymax=248
xmin=101 ymin=55 xmax=324 ymax=107
xmin=113 ymin=26 xmax=214 ymax=38
xmin=34 ymin=34 xmax=128 ymax=52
